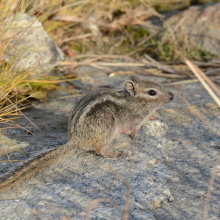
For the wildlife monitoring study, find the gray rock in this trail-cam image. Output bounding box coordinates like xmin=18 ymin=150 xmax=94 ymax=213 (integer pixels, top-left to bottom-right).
xmin=145 ymin=2 xmax=220 ymax=56
xmin=164 ymin=2 xmax=220 ymax=56
xmin=2 ymin=13 xmax=64 ymax=76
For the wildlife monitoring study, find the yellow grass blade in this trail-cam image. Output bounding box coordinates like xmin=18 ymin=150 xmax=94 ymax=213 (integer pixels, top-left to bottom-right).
xmin=184 ymin=57 xmax=220 ymax=107
xmin=0 ymin=137 xmax=28 ymax=157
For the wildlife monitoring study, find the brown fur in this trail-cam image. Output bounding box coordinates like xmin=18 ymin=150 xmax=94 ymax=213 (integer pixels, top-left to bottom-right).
xmin=0 ymin=76 xmax=174 ymax=193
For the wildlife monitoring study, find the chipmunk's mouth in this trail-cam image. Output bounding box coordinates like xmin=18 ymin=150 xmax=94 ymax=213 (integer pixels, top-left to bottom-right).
xmin=169 ymin=92 xmax=174 ymax=101
xmin=159 ymin=102 xmax=167 ymax=107
xmin=159 ymin=95 xmax=174 ymax=107
xmin=168 ymin=92 xmax=174 ymax=101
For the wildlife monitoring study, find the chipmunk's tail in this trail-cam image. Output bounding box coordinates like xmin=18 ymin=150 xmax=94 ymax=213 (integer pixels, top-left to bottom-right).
xmin=0 ymin=143 xmax=71 ymax=194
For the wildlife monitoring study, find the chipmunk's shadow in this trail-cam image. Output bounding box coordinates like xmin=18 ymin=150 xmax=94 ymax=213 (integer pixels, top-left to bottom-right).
xmin=0 ymin=104 xmax=70 ymax=177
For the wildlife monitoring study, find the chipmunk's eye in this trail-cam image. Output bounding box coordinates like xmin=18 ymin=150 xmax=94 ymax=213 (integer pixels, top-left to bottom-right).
xmin=148 ymin=90 xmax=157 ymax=96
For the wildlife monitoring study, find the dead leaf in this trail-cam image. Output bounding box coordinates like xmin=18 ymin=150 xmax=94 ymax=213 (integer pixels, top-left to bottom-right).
xmin=67 ymin=45 xmax=75 ymax=57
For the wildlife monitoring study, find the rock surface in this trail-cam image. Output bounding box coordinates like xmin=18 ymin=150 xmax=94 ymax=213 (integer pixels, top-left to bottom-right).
xmin=145 ymin=2 xmax=220 ymax=56
xmin=0 ymin=73 xmax=220 ymax=219
xmin=2 ymin=13 xmax=64 ymax=76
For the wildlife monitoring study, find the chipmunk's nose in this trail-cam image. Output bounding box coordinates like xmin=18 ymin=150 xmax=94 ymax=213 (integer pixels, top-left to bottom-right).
xmin=169 ymin=92 xmax=174 ymax=101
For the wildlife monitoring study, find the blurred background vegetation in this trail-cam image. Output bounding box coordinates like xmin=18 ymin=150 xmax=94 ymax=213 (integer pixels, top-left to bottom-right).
xmin=35 ymin=0 xmax=218 ymax=62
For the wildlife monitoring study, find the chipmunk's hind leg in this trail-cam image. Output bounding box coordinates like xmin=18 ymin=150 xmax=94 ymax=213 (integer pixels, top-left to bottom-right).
xmin=88 ymin=109 xmax=128 ymax=158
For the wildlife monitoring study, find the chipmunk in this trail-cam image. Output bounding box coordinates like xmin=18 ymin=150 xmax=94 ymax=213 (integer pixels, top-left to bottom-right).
xmin=0 ymin=76 xmax=174 ymax=193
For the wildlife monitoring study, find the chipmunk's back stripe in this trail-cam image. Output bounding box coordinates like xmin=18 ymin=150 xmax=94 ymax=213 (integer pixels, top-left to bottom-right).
xmin=86 ymin=99 xmax=121 ymax=117
xmin=69 ymin=89 xmax=125 ymax=129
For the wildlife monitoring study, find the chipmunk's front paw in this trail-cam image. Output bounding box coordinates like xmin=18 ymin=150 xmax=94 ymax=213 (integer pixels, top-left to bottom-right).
xmin=116 ymin=150 xmax=129 ymax=158
xmin=96 ymin=148 xmax=128 ymax=158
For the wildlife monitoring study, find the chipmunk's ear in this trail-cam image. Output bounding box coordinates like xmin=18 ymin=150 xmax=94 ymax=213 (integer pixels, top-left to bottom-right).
xmin=130 ymin=76 xmax=140 ymax=83
xmin=125 ymin=76 xmax=140 ymax=96
xmin=124 ymin=80 xmax=136 ymax=96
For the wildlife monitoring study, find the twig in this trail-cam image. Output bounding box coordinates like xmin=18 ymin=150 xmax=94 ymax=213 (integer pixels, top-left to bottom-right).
xmin=203 ymin=155 xmax=220 ymax=220
xmin=162 ymin=15 xmax=187 ymax=44
xmin=51 ymin=14 xmax=121 ymax=30
xmin=191 ymin=64 xmax=220 ymax=97
xmin=205 ymin=68 xmax=220 ymax=76
xmin=60 ymin=61 xmax=146 ymax=67
xmin=109 ymin=71 xmax=136 ymax=77
xmin=143 ymin=54 xmax=194 ymax=78
xmin=50 ymin=0 xmax=91 ymax=15
xmin=136 ymin=32 xmax=158 ymax=47
xmin=4 ymin=145 xmax=14 ymax=167
xmin=142 ymin=69 xmax=186 ymax=78
xmin=70 ymin=54 xmax=134 ymax=61
xmin=57 ymin=33 xmax=93 ymax=44
xmin=85 ymin=198 xmax=122 ymax=220
xmin=192 ymin=61 xmax=220 ymax=67
xmin=124 ymin=29 xmax=135 ymax=46
xmin=163 ymin=76 xmax=220 ymax=86
xmin=0 ymin=136 xmax=28 ymax=157
xmin=0 ymin=91 xmax=38 ymax=129
xmin=103 ymin=165 xmax=131 ymax=220
xmin=184 ymin=57 xmax=220 ymax=107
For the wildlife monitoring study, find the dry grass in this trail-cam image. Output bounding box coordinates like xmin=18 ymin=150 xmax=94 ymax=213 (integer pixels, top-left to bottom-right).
xmin=0 ymin=0 xmax=37 ymax=156
xmin=12 ymin=0 xmax=218 ymax=84
xmin=19 ymin=0 xmax=215 ymax=65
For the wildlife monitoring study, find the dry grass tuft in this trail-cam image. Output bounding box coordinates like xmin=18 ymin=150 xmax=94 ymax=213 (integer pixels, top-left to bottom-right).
xmin=0 ymin=0 xmax=37 ymax=156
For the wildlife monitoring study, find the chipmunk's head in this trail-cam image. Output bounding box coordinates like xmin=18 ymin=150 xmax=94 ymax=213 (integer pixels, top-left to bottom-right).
xmin=124 ymin=76 xmax=174 ymax=107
